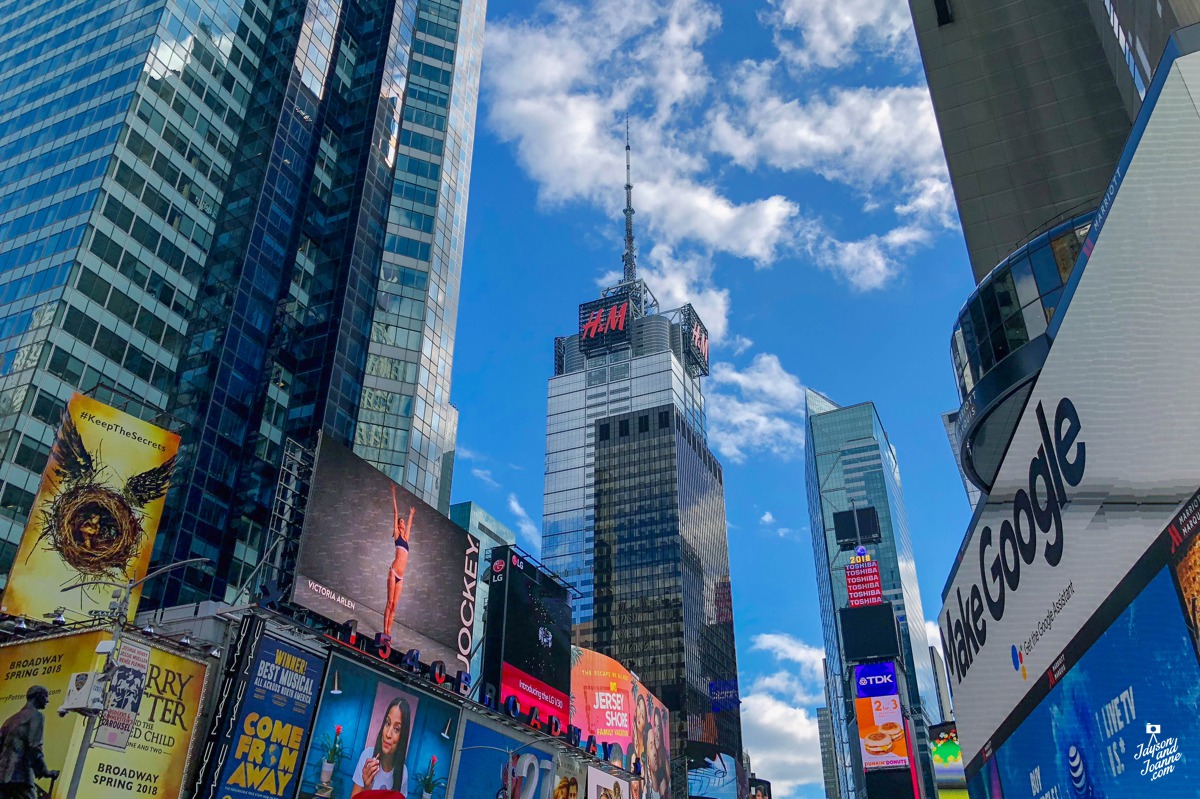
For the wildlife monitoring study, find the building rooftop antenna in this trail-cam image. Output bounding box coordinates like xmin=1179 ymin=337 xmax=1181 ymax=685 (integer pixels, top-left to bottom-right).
xmin=622 ymin=115 xmax=637 ymax=283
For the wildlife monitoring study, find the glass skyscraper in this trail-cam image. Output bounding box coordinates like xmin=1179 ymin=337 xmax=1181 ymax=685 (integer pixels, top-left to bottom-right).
xmin=0 ymin=0 xmax=485 ymax=606
xmin=804 ymin=389 xmax=939 ymax=799
xmin=541 ymin=154 xmax=741 ymax=794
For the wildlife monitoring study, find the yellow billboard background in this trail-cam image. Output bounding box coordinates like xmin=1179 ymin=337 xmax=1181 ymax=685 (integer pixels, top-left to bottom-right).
xmin=1 ymin=393 xmax=180 ymax=621
xmin=0 ymin=630 xmax=106 ymax=781
xmin=73 ymin=643 xmax=209 ymax=799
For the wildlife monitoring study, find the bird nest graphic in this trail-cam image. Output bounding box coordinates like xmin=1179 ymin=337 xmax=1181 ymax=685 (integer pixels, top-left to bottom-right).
xmin=35 ymin=413 xmax=175 ymax=581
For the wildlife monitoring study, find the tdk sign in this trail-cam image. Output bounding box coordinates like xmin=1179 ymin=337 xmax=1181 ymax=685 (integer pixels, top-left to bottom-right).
xmin=942 ymin=397 xmax=1086 ymax=685
xmin=854 ymin=662 xmax=898 ymax=699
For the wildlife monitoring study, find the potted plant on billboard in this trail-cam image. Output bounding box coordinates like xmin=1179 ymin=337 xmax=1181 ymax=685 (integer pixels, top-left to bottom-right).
xmin=317 ymin=724 xmax=345 ymax=784
xmin=414 ymin=755 xmax=446 ymax=799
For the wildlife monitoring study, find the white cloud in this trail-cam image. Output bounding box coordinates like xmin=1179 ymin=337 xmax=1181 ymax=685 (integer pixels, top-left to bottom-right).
xmin=711 ymin=71 xmax=954 ymax=290
xmin=763 ymin=0 xmax=917 ymax=70
xmin=760 ymin=511 xmax=776 ymax=525
xmin=729 ymin=334 xmax=754 ymax=355
xmin=707 ymin=354 xmax=806 ymax=462
xmin=741 ymin=632 xmax=829 ymax=796
xmin=456 ymin=445 xmax=485 ymax=461
xmin=752 ymin=632 xmax=826 ymax=677
xmin=471 ymin=467 xmax=500 ymax=489
xmin=926 ymin=619 xmax=944 ymax=651
xmin=506 ymin=493 xmax=541 ymax=552
xmin=484 ymin=0 xmax=802 ymax=295
xmin=741 ymin=693 xmax=825 ymax=796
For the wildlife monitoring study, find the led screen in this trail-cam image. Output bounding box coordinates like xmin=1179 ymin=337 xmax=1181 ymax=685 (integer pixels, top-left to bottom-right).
xmin=482 ymin=546 xmax=572 ymax=730
xmin=291 ymin=436 xmax=481 ymax=672
xmin=686 ymin=743 xmax=739 ymax=799
xmin=833 ymin=506 xmax=881 ymax=548
xmin=297 ymin=655 xmax=460 ymax=798
xmin=570 ymin=646 xmax=671 ymax=796
xmin=839 ymin=602 xmax=899 ymax=663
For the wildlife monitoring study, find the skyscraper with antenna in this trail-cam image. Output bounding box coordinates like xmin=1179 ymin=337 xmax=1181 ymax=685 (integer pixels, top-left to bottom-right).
xmin=541 ymin=125 xmax=742 ymax=798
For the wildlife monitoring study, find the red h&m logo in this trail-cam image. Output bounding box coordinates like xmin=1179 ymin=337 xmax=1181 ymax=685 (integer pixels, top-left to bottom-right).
xmin=691 ymin=322 xmax=709 ymax=362
xmin=581 ymin=301 xmax=629 ymax=340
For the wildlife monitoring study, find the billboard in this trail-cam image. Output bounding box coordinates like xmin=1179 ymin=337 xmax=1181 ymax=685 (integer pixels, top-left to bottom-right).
xmin=578 ymin=295 xmax=632 ymax=354
xmin=1 ymin=393 xmax=179 ymax=622
xmin=680 ymin=303 xmax=709 ymax=377
xmin=0 ymin=629 xmax=106 ymax=789
xmin=588 ymin=766 xmax=631 ymax=799
xmin=297 ymin=654 xmax=460 ymax=798
xmin=79 ymin=643 xmax=208 ymax=798
xmin=845 ymin=560 xmax=883 ymax=608
xmin=936 ymin=38 xmax=1200 ymax=772
xmin=0 ymin=631 xmax=207 ymax=799
xmin=832 ymin=507 xmax=880 ymax=548
xmin=937 ymin=38 xmax=1200 ymax=788
xmin=569 ymin=647 xmax=671 ymax=797
xmin=839 ymin=603 xmax=899 ymax=662
xmin=451 ymin=720 xmax=559 ymax=799
xmin=748 ymin=778 xmax=771 ymax=799
xmin=686 ymin=743 xmax=739 ymax=799
xmin=213 ymin=635 xmax=324 ymax=799
xmin=854 ymin=687 xmax=909 ymax=771
xmin=291 ymin=436 xmax=481 ymax=672
xmin=483 ymin=546 xmax=572 ymax=730
xmin=929 ymin=722 xmax=966 ymax=788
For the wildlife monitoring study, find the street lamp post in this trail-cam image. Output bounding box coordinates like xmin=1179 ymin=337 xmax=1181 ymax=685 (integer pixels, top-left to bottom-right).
xmin=60 ymin=556 xmax=209 ymax=798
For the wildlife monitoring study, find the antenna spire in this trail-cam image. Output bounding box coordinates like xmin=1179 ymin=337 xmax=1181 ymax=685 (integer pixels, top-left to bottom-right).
xmin=622 ymin=115 xmax=637 ymax=283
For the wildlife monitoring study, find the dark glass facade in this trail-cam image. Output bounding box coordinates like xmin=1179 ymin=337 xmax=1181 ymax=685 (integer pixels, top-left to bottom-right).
xmin=0 ymin=0 xmax=484 ymax=604
xmin=592 ymin=402 xmax=741 ymax=796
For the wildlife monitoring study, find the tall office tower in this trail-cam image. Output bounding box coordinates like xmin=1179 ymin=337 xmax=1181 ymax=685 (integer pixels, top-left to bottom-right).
xmin=541 ymin=140 xmax=741 ymax=788
xmin=911 ymin=1 xmax=1200 ymax=503
xmin=0 ymin=0 xmax=485 ymax=602
xmin=817 ymin=705 xmax=843 ymax=799
xmin=804 ymin=390 xmax=939 ymax=799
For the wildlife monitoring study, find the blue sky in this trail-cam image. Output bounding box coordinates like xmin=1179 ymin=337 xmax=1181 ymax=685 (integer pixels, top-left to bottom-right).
xmin=447 ymin=1 xmax=977 ymax=795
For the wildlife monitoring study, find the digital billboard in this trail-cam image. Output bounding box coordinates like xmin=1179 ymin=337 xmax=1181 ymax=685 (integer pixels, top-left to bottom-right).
xmin=451 ymin=720 xmax=559 ymax=799
xmin=211 ymin=635 xmax=324 ymax=799
xmin=937 ymin=37 xmax=1200 ymax=793
xmin=845 ymin=560 xmax=883 ymax=608
xmin=839 ymin=603 xmax=899 ymax=663
xmin=297 ymin=654 xmax=460 ymax=798
xmin=686 ymin=743 xmax=739 ymax=799
xmin=929 ymin=722 xmax=966 ymax=789
xmin=1 ymin=393 xmax=179 ymax=622
xmin=832 ymin=506 xmax=880 ymax=549
xmin=588 ymin=766 xmax=631 ymax=799
xmin=291 ymin=436 xmax=481 ymax=672
xmin=578 ymin=295 xmax=633 ymax=354
xmin=748 ymin=778 xmax=771 ymax=799
xmin=853 ymin=663 xmax=909 ymax=771
xmin=569 ymin=646 xmax=670 ymax=796
xmin=482 ymin=546 xmax=572 ymax=730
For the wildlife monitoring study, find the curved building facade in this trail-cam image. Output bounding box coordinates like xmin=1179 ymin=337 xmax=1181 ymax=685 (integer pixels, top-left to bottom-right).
xmin=949 ymin=212 xmax=1093 ymax=492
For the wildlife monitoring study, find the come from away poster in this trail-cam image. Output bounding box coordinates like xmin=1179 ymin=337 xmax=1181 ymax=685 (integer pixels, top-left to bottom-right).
xmin=216 ymin=635 xmax=323 ymax=799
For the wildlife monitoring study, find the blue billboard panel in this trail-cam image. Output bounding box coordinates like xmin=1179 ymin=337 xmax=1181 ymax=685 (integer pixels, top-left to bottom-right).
xmin=853 ymin=662 xmax=898 ymax=699
xmin=990 ymin=568 xmax=1200 ymax=797
xmin=216 ymin=636 xmax=324 ymax=799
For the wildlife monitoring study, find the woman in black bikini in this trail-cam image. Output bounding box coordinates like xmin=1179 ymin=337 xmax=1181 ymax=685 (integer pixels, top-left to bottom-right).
xmin=383 ymin=485 xmax=415 ymax=642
